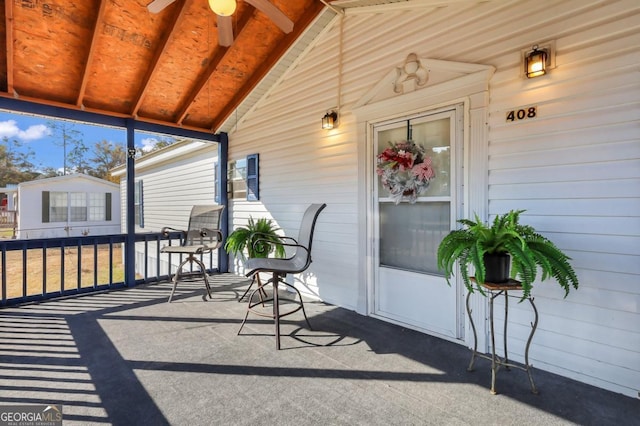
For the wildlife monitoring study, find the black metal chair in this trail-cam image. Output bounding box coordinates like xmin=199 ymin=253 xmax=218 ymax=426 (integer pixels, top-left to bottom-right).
xmin=238 ymin=203 xmax=326 ymax=349
xmin=160 ymin=205 xmax=224 ymax=302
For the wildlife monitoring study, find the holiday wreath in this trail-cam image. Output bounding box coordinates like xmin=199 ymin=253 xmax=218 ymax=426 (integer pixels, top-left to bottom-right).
xmin=376 ymin=140 xmax=435 ymax=204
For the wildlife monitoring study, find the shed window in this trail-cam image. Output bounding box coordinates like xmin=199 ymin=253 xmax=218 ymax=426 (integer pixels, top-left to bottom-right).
xmin=49 ymin=192 xmax=68 ymax=222
xmin=69 ymin=192 xmax=87 ymax=221
xmin=88 ymin=193 xmax=106 ymax=221
xmin=42 ymin=191 xmax=112 ymax=223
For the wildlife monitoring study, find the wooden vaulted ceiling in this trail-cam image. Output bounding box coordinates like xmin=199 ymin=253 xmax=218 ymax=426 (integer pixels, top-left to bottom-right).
xmin=0 ymin=0 xmax=327 ymax=134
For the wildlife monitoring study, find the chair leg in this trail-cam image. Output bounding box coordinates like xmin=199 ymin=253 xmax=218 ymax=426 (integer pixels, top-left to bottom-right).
xmin=191 ymin=256 xmax=213 ymax=300
xmin=240 ymin=273 xmax=268 ymax=302
xmin=167 ymin=255 xmax=212 ymax=302
xmin=168 ymin=273 xmax=180 ymax=303
xmin=168 ymin=257 xmax=192 ymax=303
xmin=238 ymin=273 xmax=309 ymax=350
xmin=273 ymin=273 xmax=281 ymax=350
xmin=281 ymin=281 xmax=313 ymax=331
xmin=237 ymin=276 xmax=275 ymax=336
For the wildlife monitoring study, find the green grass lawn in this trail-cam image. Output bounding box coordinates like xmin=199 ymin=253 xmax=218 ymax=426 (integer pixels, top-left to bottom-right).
xmin=0 ymin=228 xmax=15 ymax=239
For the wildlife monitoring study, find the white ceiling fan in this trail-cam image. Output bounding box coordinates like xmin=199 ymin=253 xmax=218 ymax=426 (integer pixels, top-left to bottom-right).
xmin=147 ymin=0 xmax=294 ymax=47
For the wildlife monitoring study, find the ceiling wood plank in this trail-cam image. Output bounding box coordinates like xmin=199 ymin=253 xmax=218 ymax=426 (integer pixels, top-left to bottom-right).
xmin=131 ymin=0 xmax=188 ymax=117
xmin=1 ymin=0 xmax=323 ymax=135
xmin=211 ymin=2 xmax=326 ymax=131
xmin=76 ymin=0 xmax=109 ymax=107
xmin=4 ymin=0 xmax=14 ymax=95
xmin=175 ymin=8 xmax=254 ymax=125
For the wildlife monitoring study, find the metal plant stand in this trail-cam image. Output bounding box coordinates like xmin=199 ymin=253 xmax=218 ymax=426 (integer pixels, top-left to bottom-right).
xmin=466 ymin=278 xmax=539 ymax=395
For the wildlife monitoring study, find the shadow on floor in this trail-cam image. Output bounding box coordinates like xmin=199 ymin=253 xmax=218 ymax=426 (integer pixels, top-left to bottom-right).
xmin=0 ymin=274 xmax=637 ymax=425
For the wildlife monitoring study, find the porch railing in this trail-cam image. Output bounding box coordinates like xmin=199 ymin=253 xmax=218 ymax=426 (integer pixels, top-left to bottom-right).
xmin=0 ymin=232 xmax=221 ymax=306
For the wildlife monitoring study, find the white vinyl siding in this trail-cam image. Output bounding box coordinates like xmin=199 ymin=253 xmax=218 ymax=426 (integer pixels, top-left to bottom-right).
xmin=116 ymin=141 xmax=219 ymax=278
xmin=226 ymin=0 xmax=639 ymax=397
xmin=120 ymin=146 xmax=218 ymax=232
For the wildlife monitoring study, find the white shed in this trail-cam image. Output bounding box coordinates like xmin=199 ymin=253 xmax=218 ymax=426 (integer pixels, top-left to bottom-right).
xmin=16 ymin=173 xmax=121 ymax=239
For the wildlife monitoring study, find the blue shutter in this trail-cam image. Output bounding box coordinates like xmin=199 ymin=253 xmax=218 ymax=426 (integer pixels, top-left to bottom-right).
xmin=135 ymin=180 xmax=144 ymax=228
xmin=246 ymin=153 xmax=259 ymax=201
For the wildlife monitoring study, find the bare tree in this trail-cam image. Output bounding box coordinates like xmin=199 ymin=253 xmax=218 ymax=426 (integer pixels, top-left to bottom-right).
xmin=47 ymin=121 xmax=85 ymax=175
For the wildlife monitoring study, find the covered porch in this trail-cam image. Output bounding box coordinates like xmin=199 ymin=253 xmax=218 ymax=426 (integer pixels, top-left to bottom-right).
xmin=0 ymin=273 xmax=635 ymax=425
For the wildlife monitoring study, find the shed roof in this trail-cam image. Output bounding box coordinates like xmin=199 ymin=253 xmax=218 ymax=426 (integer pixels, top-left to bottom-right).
xmin=18 ymin=173 xmax=120 ymax=188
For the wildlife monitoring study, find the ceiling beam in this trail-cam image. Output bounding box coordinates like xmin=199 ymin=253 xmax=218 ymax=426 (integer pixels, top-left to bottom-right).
xmin=131 ymin=0 xmax=188 ymax=117
xmin=0 ymin=91 xmax=217 ymax=137
xmin=76 ymin=0 xmax=108 ymax=107
xmin=175 ymin=8 xmax=254 ymax=125
xmin=4 ymin=0 xmax=14 ymax=95
xmin=211 ymin=1 xmax=326 ymax=131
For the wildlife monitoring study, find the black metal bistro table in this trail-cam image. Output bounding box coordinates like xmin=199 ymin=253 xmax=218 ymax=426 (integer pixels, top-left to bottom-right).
xmin=466 ymin=278 xmax=539 ymax=395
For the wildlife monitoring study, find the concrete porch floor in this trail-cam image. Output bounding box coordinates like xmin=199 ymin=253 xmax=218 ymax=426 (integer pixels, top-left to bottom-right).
xmin=0 ymin=273 xmax=637 ymax=425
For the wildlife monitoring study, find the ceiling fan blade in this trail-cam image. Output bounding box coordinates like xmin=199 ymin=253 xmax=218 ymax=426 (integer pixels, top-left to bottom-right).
xmin=147 ymin=0 xmax=177 ymax=14
xmin=244 ymin=0 xmax=294 ymax=34
xmin=217 ymin=15 xmax=234 ymax=47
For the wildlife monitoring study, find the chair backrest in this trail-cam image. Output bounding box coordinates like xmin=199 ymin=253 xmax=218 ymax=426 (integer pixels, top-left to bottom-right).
xmin=290 ymin=203 xmax=326 ymax=270
xmin=184 ymin=205 xmax=224 ymax=247
xmin=245 ymin=203 xmax=326 ymax=275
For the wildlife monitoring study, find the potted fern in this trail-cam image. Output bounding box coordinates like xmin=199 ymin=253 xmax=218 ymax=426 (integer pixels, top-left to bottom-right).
xmin=224 ymin=216 xmax=285 ymax=260
xmin=437 ymin=210 xmax=579 ymax=299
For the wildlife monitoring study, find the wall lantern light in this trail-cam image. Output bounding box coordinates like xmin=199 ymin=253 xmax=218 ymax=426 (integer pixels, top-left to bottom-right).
xmin=209 ymin=0 xmax=236 ymax=16
xmin=525 ymin=45 xmax=548 ymax=78
xmin=322 ymin=111 xmax=338 ymax=130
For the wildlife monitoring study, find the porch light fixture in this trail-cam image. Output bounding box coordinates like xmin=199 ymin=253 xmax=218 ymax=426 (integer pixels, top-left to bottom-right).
xmin=322 ymin=111 xmax=338 ymax=130
xmin=209 ymin=0 xmax=236 ymax=16
xmin=525 ymin=45 xmax=548 ymax=78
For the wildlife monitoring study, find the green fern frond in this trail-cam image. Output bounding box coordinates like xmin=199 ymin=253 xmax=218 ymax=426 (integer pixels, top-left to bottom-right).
xmin=437 ymin=209 xmax=579 ymax=300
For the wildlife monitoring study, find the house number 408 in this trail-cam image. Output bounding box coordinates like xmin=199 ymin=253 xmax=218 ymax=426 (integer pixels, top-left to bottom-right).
xmin=506 ymin=106 xmax=537 ymax=122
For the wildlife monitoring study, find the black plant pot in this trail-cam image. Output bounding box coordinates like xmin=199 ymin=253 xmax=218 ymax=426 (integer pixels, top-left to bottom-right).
xmin=483 ymin=252 xmax=510 ymax=283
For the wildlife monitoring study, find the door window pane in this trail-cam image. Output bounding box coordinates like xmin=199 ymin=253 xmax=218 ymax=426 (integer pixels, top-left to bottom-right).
xmin=411 ymin=118 xmax=451 ymax=196
xmin=379 ymin=201 xmax=449 ymax=274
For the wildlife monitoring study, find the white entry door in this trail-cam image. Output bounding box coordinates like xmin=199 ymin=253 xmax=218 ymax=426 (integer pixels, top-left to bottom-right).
xmin=371 ymin=105 xmax=463 ymax=340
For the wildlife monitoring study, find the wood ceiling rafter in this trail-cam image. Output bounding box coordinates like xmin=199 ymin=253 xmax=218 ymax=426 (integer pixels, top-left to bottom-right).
xmin=76 ymin=0 xmax=108 ymax=108
xmin=211 ymin=0 xmax=325 ymax=131
xmin=175 ymin=7 xmax=254 ymax=125
xmin=132 ymin=0 xmax=188 ymax=118
xmin=0 ymin=1 xmax=327 ymax=135
xmin=4 ymin=0 xmax=14 ymax=96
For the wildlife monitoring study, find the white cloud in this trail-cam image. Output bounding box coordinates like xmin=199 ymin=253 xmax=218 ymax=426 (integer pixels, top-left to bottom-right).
xmin=20 ymin=124 xmax=50 ymax=141
xmin=140 ymin=137 xmax=158 ymax=152
xmin=0 ymin=119 xmax=51 ymax=141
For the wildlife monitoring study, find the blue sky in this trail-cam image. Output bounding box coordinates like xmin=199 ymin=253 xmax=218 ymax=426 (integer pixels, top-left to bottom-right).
xmin=0 ymin=110 xmax=165 ymax=171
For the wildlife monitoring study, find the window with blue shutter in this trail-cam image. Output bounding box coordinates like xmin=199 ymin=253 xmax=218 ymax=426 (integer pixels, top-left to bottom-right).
xmin=246 ymin=153 xmax=259 ymax=201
